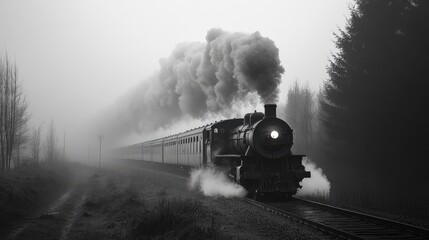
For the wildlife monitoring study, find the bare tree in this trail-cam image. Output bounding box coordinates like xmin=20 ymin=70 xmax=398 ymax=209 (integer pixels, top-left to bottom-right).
xmin=14 ymin=106 xmax=30 ymax=167
xmin=0 ymin=54 xmax=29 ymax=171
xmin=45 ymin=119 xmax=57 ymax=163
xmin=30 ymin=124 xmax=43 ymax=165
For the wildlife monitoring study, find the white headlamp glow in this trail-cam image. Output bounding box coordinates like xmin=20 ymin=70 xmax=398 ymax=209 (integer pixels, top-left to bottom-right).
xmin=270 ymin=130 xmax=279 ymax=139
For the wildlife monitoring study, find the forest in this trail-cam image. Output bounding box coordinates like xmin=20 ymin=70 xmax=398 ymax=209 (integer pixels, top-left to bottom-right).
xmin=284 ymin=0 xmax=429 ymax=216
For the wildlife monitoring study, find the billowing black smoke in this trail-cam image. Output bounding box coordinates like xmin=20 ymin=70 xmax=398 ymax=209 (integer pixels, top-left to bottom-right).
xmin=102 ymin=29 xmax=284 ymax=138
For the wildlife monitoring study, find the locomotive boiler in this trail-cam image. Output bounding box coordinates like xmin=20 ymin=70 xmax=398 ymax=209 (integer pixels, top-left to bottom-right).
xmin=117 ymin=104 xmax=310 ymax=198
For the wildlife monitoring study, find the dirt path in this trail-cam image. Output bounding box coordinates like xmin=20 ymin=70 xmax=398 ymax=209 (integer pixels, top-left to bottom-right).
xmin=4 ymin=188 xmax=74 ymax=240
xmin=5 ymin=175 xmax=91 ymax=240
xmin=59 ymin=190 xmax=88 ymax=240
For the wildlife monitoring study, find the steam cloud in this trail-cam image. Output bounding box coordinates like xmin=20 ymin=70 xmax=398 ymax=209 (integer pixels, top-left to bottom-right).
xmin=102 ymin=28 xmax=284 ymax=138
xmin=188 ymin=167 xmax=247 ymax=198
xmin=297 ymin=158 xmax=331 ymax=198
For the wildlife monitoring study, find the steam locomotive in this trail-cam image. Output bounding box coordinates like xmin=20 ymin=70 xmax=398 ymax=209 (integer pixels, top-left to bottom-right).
xmin=117 ymin=104 xmax=310 ymax=198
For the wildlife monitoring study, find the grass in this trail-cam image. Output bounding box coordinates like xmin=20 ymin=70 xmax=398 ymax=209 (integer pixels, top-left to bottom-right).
xmin=131 ymin=197 xmax=230 ymax=240
xmin=73 ymin=171 xmax=232 ymax=240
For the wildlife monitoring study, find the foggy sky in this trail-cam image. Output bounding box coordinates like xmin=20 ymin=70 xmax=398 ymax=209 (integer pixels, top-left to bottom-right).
xmin=0 ymin=0 xmax=351 ymax=159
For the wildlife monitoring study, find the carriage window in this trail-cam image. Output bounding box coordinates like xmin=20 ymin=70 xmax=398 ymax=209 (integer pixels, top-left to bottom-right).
xmin=214 ymin=128 xmax=218 ymax=133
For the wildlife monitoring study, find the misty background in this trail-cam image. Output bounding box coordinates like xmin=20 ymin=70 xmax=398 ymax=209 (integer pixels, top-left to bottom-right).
xmin=0 ymin=0 xmax=351 ymax=148
xmin=2 ymin=0 xmax=429 ymax=219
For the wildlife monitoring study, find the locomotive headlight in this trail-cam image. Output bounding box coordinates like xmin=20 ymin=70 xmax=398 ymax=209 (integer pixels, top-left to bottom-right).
xmin=270 ymin=130 xmax=279 ymax=139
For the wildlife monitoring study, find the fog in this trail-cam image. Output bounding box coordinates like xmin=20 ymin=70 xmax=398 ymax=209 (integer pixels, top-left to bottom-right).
xmin=0 ymin=0 xmax=351 ymax=160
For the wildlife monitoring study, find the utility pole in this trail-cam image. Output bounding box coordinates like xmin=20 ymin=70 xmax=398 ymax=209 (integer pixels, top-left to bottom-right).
xmin=99 ymin=135 xmax=103 ymax=171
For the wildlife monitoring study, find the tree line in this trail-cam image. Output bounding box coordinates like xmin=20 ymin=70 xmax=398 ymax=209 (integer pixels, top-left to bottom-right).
xmin=0 ymin=55 xmax=59 ymax=171
xmin=284 ymin=0 xmax=429 ymax=213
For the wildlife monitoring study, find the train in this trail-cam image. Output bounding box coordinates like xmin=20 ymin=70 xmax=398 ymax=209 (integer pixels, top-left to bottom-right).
xmin=116 ymin=104 xmax=310 ymax=198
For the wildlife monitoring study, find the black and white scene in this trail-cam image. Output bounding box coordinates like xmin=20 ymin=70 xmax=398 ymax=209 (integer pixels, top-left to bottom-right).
xmin=1 ymin=0 xmax=428 ymax=239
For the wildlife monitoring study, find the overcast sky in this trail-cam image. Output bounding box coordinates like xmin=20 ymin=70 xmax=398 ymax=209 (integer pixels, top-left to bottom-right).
xmin=0 ymin=0 xmax=351 ymax=159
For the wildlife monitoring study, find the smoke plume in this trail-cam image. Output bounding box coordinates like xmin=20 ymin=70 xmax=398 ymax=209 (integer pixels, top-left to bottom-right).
xmin=101 ymin=28 xmax=284 ymax=138
xmin=297 ymin=158 xmax=331 ymax=198
xmin=188 ymin=167 xmax=247 ymax=198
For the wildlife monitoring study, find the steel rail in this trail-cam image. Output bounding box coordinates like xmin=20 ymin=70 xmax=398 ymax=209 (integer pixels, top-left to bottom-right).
xmin=244 ymin=197 xmax=429 ymax=240
xmin=294 ymin=197 xmax=429 ymax=238
xmin=244 ymin=198 xmax=364 ymax=239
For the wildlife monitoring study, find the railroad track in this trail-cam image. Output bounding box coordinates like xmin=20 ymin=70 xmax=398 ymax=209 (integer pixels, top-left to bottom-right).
xmin=124 ymin=161 xmax=429 ymax=239
xmin=244 ymin=197 xmax=429 ymax=240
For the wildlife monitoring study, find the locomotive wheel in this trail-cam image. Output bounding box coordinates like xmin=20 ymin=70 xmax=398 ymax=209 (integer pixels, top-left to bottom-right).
xmin=254 ymin=190 xmax=260 ymax=200
xmin=279 ymin=193 xmax=293 ymax=201
xmin=247 ymin=190 xmax=261 ymax=201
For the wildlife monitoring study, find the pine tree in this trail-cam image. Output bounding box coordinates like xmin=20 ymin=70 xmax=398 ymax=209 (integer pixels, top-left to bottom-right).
xmin=320 ymin=0 xmax=429 ymax=204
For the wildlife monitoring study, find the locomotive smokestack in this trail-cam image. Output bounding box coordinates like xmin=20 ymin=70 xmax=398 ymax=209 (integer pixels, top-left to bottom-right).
xmin=264 ymin=104 xmax=277 ymax=118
